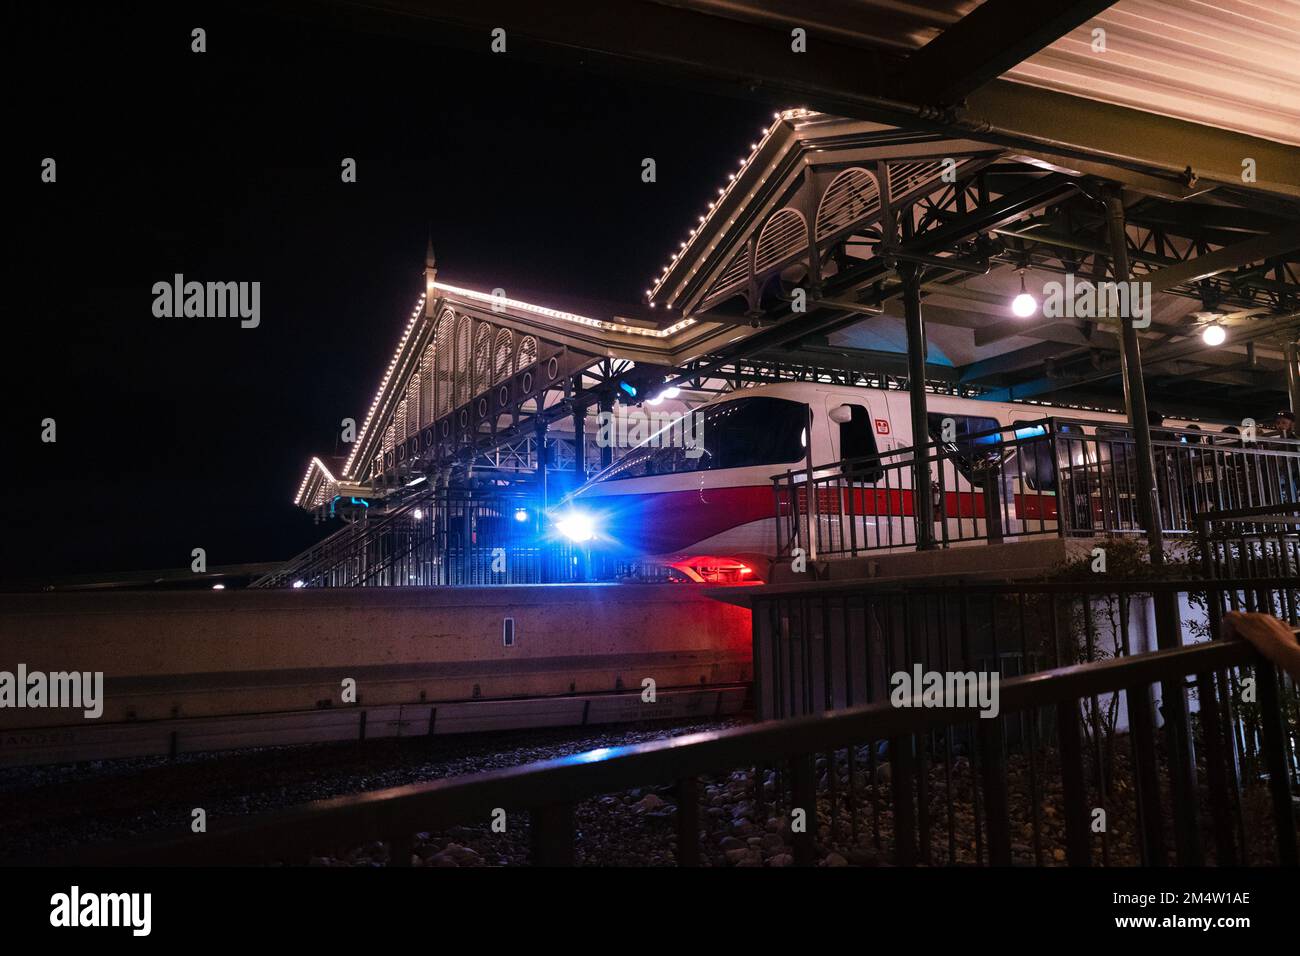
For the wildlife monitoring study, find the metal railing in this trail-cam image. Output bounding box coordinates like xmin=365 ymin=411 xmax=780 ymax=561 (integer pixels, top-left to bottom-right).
xmin=749 ymin=574 xmax=1298 ymax=866
xmin=254 ymin=486 xmax=584 ymax=587
xmin=1199 ymin=504 xmax=1300 ymax=582
xmin=773 ymin=417 xmax=1300 ymax=559
xmin=53 ymin=576 xmax=1298 ymax=867
xmin=252 ymin=490 xmax=428 ymax=588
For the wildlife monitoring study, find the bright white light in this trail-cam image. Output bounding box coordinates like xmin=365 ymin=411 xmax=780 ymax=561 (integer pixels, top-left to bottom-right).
xmin=514 ymin=507 xmax=529 ymax=522
xmin=1011 ymin=292 xmax=1038 ymax=318
xmin=212 ymin=583 xmax=225 ymax=590
xmin=662 ymin=386 xmax=681 ymax=399
xmin=413 ymin=508 xmax=423 ymax=520
xmin=1202 ymin=323 xmax=1227 ymax=347
xmin=646 ymin=393 xmax=665 ymax=406
xmin=292 ymin=580 xmax=305 ymax=589
xmin=555 ymin=512 xmax=596 ymax=543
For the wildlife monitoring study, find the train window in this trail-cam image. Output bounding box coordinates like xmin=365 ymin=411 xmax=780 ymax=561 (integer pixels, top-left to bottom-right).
xmin=838 ymin=405 xmax=883 ymax=482
xmin=1013 ymin=420 xmax=1053 ymax=491
xmin=927 ymin=413 xmax=1001 ymax=488
xmin=1094 ymin=425 xmax=1130 ymax=463
xmin=603 ymin=396 xmax=808 ymax=480
xmin=1010 ymin=421 xmax=1086 ymax=489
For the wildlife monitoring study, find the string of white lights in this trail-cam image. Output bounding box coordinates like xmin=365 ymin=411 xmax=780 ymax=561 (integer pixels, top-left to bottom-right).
xmin=646 ymin=108 xmax=814 ymax=309
xmin=339 ymin=293 xmax=427 ymax=480
xmin=431 ymin=282 xmax=695 ymax=338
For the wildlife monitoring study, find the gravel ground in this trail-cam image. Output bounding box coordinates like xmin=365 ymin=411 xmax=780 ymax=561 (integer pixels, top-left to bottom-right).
xmin=0 ymin=717 xmax=747 ymax=861
xmin=4 ymin=720 xmax=1290 ymax=866
xmin=316 ymin=745 xmax=1292 ymax=868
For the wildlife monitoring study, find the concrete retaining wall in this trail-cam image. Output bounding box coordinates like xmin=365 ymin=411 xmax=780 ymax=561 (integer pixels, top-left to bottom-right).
xmin=0 ymin=585 xmax=753 ymax=731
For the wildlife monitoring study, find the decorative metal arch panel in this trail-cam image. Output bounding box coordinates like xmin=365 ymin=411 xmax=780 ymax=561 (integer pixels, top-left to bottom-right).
xmin=433 ymin=309 xmax=454 ymax=418
xmin=405 ymin=373 xmax=420 ymax=437
xmin=515 ymin=335 xmax=538 ymax=373
xmin=493 ymin=328 xmax=513 ymax=382
xmin=419 ymin=343 xmax=435 ymax=424
xmin=453 ymin=315 xmax=472 ymax=408
xmin=816 ymin=167 xmax=880 ymax=241
xmin=473 ymin=324 xmax=492 ymax=396
xmin=753 ymin=208 xmax=807 ymax=275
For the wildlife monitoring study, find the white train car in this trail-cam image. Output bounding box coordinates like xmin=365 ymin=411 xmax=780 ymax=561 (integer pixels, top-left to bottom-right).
xmin=553 ymin=381 xmax=1218 ymax=581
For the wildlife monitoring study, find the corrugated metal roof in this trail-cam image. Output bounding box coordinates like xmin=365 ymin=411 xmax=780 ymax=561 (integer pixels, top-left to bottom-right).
xmin=659 ymin=0 xmax=972 ymax=52
xmin=1005 ymin=0 xmax=1300 ymax=146
xmin=671 ymin=0 xmax=1300 ymax=145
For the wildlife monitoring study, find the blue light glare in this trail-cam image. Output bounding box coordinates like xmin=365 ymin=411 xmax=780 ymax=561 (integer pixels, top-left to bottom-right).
xmin=619 ymin=381 xmax=637 ymax=397
xmin=555 ymin=510 xmax=597 ymax=543
xmin=514 ymin=507 xmax=529 ymax=522
xmin=1013 ymin=424 xmax=1047 ymax=440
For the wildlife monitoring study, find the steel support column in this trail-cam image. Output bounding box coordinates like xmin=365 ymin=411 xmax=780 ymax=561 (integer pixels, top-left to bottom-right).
xmin=572 ymin=398 xmax=587 ymax=483
xmin=1102 ymin=188 xmax=1164 ymax=563
xmin=534 ymin=418 xmax=549 ymax=512
xmin=900 ymin=263 xmax=936 ymax=549
xmin=598 ymin=393 xmax=614 ymax=470
xmin=1286 ymin=342 xmax=1300 ymax=416
xmin=1103 ymin=187 xmax=1202 ymax=864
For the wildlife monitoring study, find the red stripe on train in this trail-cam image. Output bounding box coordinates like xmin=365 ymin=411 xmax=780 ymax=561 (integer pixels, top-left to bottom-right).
xmin=786 ymin=488 xmax=1058 ymax=521
xmin=583 ymin=485 xmax=1058 ymax=554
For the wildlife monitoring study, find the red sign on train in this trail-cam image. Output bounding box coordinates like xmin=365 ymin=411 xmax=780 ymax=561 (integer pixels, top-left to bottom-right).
xmin=875 ymin=419 xmax=890 ymax=435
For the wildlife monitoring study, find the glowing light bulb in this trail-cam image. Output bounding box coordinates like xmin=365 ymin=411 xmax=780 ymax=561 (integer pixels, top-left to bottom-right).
xmin=1011 ymin=271 xmax=1037 ymax=318
xmin=1011 ymin=292 xmax=1037 ymax=318
xmin=1202 ymin=323 xmax=1226 ymax=346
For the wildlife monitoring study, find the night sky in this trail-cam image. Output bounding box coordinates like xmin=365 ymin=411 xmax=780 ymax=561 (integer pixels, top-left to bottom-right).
xmin=7 ymin=4 xmax=770 ymax=580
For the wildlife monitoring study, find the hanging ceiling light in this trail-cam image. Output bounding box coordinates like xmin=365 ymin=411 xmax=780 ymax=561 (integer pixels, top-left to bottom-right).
xmin=1011 ymin=270 xmax=1038 ymax=318
xmin=1202 ymin=323 xmax=1227 ymax=347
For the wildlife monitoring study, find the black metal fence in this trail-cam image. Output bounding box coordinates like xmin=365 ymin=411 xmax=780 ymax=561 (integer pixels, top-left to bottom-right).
xmin=62 ymin=628 xmax=1295 ymax=867
xmin=749 ymin=572 xmax=1298 ymax=866
xmin=57 ymin=573 xmax=1298 ymax=867
xmin=1199 ymin=504 xmax=1300 ymax=582
xmin=773 ymin=417 xmax=1300 ymax=559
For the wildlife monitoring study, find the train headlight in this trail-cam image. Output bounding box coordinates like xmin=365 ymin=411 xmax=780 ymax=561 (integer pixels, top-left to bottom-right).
xmin=555 ymin=511 xmax=597 ymax=543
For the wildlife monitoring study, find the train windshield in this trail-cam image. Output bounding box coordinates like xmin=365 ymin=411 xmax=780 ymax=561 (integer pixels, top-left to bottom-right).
xmin=602 ymin=396 xmax=808 ymax=480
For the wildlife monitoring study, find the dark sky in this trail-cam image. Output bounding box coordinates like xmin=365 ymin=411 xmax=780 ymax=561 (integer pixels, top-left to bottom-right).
xmin=6 ymin=3 xmax=770 ymax=580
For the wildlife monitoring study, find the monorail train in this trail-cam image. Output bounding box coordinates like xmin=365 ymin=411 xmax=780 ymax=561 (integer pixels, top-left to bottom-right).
xmin=551 ymin=381 xmax=1238 ymax=582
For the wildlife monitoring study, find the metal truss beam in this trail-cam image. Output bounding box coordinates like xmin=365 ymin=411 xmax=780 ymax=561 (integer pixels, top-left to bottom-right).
xmin=1143 ymin=227 xmax=1300 ymax=295
xmin=725 ymin=173 xmax=1081 ymax=356
xmin=681 ymin=357 xmax=978 ymax=397
xmin=896 ymin=0 xmax=1117 ymax=106
xmin=277 ymin=0 xmax=1300 ymax=198
xmin=984 ymin=310 xmax=1300 ymax=401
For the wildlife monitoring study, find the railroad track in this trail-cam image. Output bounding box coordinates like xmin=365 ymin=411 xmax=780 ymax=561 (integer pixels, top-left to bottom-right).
xmin=0 ymin=683 xmax=751 ymax=767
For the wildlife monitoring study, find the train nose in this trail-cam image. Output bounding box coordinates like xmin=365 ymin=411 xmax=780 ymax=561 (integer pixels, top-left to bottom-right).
xmin=552 ymin=493 xmax=657 ymax=554
xmin=558 ymin=488 xmax=732 ymax=556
